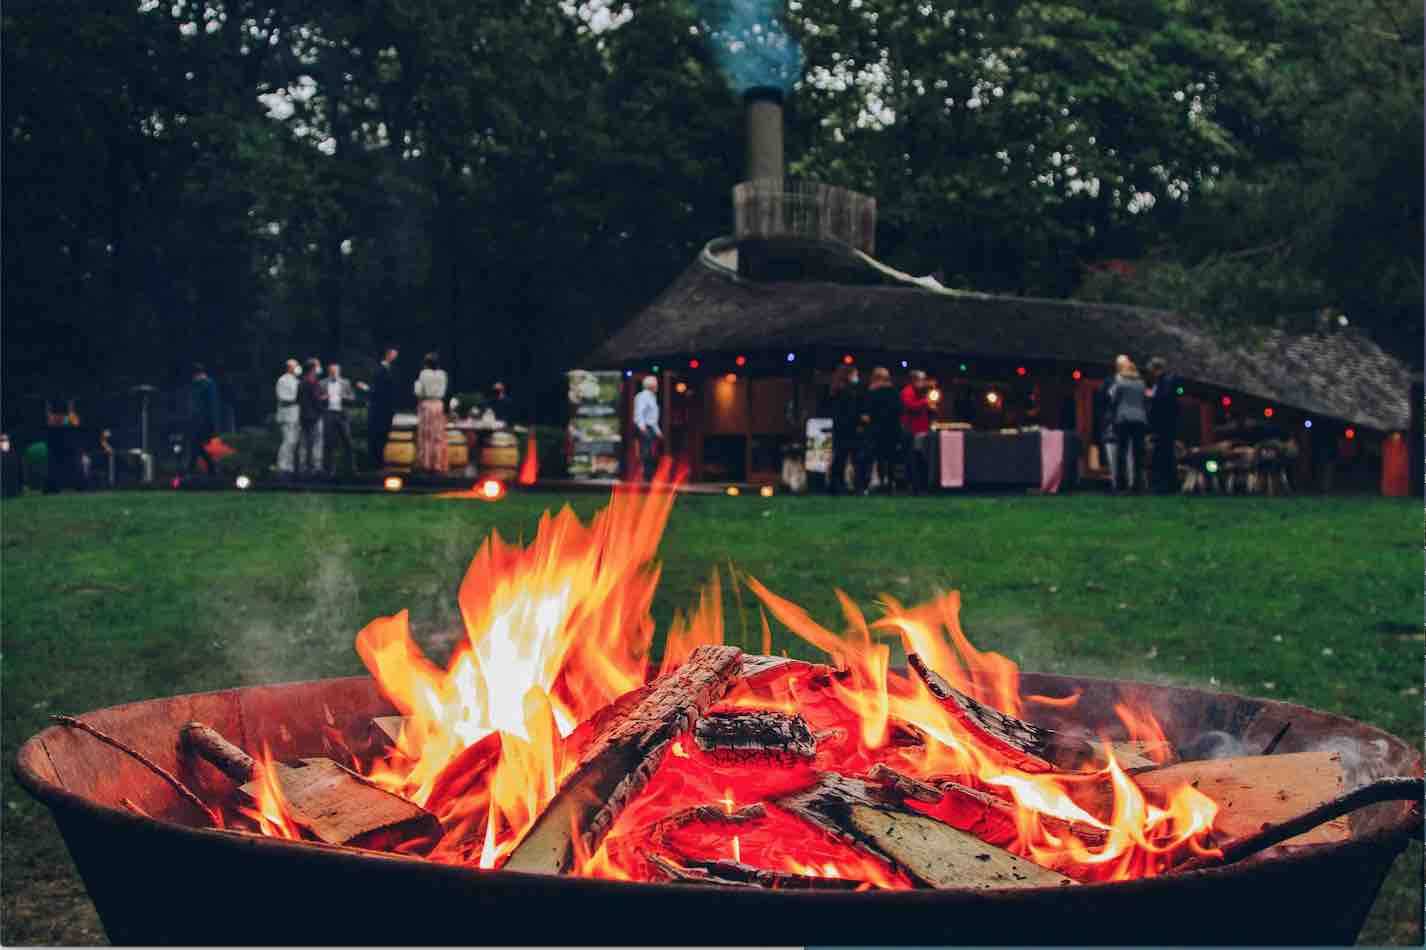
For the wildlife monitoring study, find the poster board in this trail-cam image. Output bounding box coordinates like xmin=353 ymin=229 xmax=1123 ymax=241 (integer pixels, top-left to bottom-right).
xmin=566 ymin=370 xmax=624 ymax=479
xmin=804 ymin=417 xmax=833 ymax=474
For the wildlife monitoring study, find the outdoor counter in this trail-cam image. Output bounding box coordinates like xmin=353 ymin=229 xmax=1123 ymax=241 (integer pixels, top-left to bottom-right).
xmin=928 ymin=428 xmax=1080 ymax=493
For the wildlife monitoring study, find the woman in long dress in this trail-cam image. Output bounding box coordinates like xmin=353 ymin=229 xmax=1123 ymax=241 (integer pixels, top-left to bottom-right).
xmin=413 ymin=352 xmax=449 ymax=474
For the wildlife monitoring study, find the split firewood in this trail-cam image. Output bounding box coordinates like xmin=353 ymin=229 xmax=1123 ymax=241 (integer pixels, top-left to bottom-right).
xmin=1175 ymin=775 xmax=1424 ymax=872
xmin=1098 ymin=739 xmax=1178 ymax=771
xmin=643 ymin=851 xmax=759 ymax=888
xmin=868 ymin=764 xmax=1108 ymax=848
xmin=180 ymin=721 xmax=440 ymax=852
xmin=773 ymin=773 xmax=1076 ymax=889
xmin=369 ymin=715 xmax=406 ymax=750
xmin=1076 ymin=750 xmax=1351 ymax=848
xmin=502 ymin=644 xmax=744 ymax=876
xmin=693 ymin=711 xmax=817 ymax=764
xmin=673 ymin=857 xmax=870 ymax=891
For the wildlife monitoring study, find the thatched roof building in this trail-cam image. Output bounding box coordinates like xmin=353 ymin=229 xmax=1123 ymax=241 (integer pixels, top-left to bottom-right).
xmin=592 ymin=238 xmax=1411 ymax=433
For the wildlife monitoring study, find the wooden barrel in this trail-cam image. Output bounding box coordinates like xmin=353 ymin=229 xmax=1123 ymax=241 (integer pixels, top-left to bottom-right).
xmin=479 ymin=431 xmax=520 ymax=481
xmin=447 ymin=429 xmax=469 ymax=469
xmin=383 ymin=430 xmax=415 ymax=471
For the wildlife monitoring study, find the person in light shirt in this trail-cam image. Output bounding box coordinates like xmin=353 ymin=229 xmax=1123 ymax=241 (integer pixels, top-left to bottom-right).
xmin=274 ymin=359 xmax=301 ymax=479
xmin=633 ymin=375 xmax=661 ymax=481
xmin=323 ymin=362 xmax=358 ymax=477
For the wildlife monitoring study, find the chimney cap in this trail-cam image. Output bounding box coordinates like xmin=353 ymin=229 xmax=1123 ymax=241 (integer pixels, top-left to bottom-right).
xmin=742 ymin=86 xmax=786 ymax=105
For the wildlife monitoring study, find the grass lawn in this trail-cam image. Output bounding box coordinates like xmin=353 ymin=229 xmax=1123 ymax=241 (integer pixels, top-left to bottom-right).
xmin=2 ymin=489 xmax=1421 ymax=944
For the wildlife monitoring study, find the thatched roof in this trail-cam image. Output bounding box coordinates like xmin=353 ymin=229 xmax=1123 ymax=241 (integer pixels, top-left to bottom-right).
xmin=589 ymin=238 xmax=1411 ymax=432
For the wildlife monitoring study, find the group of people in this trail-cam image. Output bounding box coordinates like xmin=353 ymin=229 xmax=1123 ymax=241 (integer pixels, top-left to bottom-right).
xmin=827 ymin=365 xmax=941 ymax=495
xmin=1093 ymin=354 xmax=1181 ymax=494
xmin=272 ymin=351 xmax=392 ymax=478
xmin=271 ymin=348 xmax=511 ymax=478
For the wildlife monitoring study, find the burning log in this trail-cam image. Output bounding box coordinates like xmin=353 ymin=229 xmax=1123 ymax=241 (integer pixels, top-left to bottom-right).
xmin=867 ymin=765 xmax=1109 ymax=849
xmin=693 ymin=711 xmax=817 ymax=764
xmin=180 ymin=722 xmax=440 ymax=851
xmin=1081 ymin=751 xmax=1351 ymax=847
xmin=502 ymin=645 xmax=744 ymax=876
xmin=671 ymin=856 xmax=870 ymax=890
xmin=907 ymin=654 xmax=1080 ymax=772
xmin=643 ymin=852 xmax=760 ymax=888
xmin=773 ymin=773 xmax=1076 ymax=889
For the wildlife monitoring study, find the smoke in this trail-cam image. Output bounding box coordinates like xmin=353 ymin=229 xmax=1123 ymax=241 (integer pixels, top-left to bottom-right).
xmin=696 ymin=0 xmax=804 ymax=97
xmin=1305 ymin=735 xmax=1397 ymax=788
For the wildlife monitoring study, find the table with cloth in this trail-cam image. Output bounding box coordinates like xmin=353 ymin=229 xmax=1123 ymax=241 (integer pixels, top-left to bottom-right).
xmin=928 ymin=428 xmax=1081 ymax=492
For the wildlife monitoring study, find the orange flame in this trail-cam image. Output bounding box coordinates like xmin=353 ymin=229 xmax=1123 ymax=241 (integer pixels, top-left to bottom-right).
xmin=237 ymin=464 xmax=1222 ymax=886
xmin=237 ymin=745 xmax=303 ymax=841
xmin=518 ymin=433 xmax=538 ymax=485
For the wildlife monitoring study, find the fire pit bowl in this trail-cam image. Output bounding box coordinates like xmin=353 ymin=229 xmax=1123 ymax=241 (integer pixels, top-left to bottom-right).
xmin=16 ymin=671 xmax=1421 ymax=946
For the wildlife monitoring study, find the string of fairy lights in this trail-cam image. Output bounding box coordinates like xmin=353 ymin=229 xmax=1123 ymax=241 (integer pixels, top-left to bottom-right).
xmin=623 ymin=352 xmax=1348 ymax=438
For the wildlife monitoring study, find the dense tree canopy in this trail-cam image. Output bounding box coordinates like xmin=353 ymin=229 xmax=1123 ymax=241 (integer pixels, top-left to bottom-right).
xmin=3 ymin=0 xmax=1419 ymax=433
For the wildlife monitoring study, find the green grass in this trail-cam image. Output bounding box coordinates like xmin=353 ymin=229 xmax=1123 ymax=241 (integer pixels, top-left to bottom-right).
xmin=2 ymin=490 xmax=1420 ymax=944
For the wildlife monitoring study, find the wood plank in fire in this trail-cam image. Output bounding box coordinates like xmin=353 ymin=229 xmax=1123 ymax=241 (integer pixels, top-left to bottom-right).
xmin=773 ymin=773 xmax=1076 ymax=889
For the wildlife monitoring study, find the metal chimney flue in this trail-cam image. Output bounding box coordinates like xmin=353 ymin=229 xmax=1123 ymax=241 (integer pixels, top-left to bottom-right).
xmin=743 ymin=86 xmax=784 ymax=183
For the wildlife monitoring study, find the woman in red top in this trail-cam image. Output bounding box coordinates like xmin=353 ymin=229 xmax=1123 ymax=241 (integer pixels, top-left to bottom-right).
xmin=900 ymin=370 xmax=935 ymax=494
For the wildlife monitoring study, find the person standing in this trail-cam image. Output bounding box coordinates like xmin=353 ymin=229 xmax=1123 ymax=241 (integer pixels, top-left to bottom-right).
xmin=863 ymin=367 xmax=901 ymax=493
xmin=488 ymin=381 xmax=514 ymax=425
xmin=633 ymin=375 xmax=661 ymax=481
xmin=274 ymin=359 xmax=301 ymax=479
xmin=1108 ymin=358 xmax=1149 ymax=493
xmin=323 ymin=363 xmax=358 ymax=477
xmin=297 ymin=360 xmax=325 ymax=476
xmin=900 ymin=370 xmax=935 ymax=494
xmin=828 ymin=365 xmax=864 ymax=495
xmin=188 ymin=363 xmax=221 ymax=475
xmin=1096 ymin=359 xmax=1124 ymax=490
xmin=1146 ymin=356 xmax=1181 ymax=493
xmin=413 ymin=352 xmax=450 ymax=474
xmin=366 ymin=346 xmax=398 ymax=470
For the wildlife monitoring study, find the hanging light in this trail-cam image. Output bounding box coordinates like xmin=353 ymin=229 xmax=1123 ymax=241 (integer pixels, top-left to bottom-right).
xmin=675 ymin=381 xmax=688 ymax=395
xmin=689 ymin=359 xmax=701 ymax=369
xmin=1304 ymin=419 xmax=1314 ymax=429
xmin=383 ymin=476 xmax=403 ymax=492
xmin=652 ymin=364 xmax=660 ymax=373
xmin=900 ymin=360 xmax=909 ymax=369
xmin=759 ymin=485 xmax=774 ymax=497
xmin=1175 ymin=386 xmax=1185 ymax=396
xmin=985 ymin=391 xmax=1001 ymax=406
xmin=735 ymin=355 xmax=747 ymax=367
xmin=1205 ymin=460 xmax=1220 ymax=474
xmin=235 ymin=475 xmax=252 ymax=491
xmin=842 ymin=354 xmax=854 ymax=365
xmin=959 ymin=363 xmax=968 ymax=372
xmin=1263 ymin=407 xmax=1275 ymax=419
xmin=1345 ymin=427 xmax=1356 ymax=440
xmin=1071 ymin=370 xmax=1083 ymax=381
xmin=786 ymin=352 xmax=796 ymax=363
xmin=726 ymin=485 xmax=741 ymax=496
xmin=1016 ymin=366 xmax=1027 ymax=377
xmin=1221 ymin=396 xmax=1232 ymax=408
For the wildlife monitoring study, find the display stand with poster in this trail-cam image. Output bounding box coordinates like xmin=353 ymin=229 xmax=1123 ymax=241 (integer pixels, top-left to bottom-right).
xmin=566 ymin=370 xmax=623 ymax=479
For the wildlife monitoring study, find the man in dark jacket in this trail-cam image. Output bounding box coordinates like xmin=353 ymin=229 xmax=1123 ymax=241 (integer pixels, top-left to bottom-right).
xmin=367 ymin=346 xmax=398 ymax=469
xmin=188 ymin=364 xmax=221 ymax=474
xmin=1146 ymin=356 xmax=1181 ymax=493
xmin=297 ymin=360 xmax=325 ymax=476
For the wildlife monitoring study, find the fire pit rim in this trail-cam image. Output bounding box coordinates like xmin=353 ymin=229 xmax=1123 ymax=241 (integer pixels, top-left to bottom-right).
xmin=15 ymin=670 xmax=1421 ymax=901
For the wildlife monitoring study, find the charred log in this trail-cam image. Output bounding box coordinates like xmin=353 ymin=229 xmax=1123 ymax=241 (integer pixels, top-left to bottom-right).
xmin=502 ymin=645 xmax=744 ymax=876
xmin=694 ymin=711 xmax=817 ymax=764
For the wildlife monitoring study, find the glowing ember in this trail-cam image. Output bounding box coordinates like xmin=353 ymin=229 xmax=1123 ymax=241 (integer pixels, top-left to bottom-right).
xmin=245 ymin=464 xmax=1221 ymax=886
